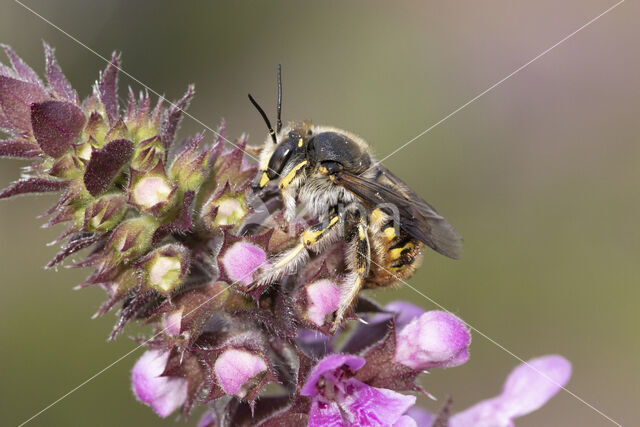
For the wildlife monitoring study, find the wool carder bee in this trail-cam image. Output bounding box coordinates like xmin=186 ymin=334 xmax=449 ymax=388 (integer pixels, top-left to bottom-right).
xmin=248 ymin=67 xmax=462 ymax=332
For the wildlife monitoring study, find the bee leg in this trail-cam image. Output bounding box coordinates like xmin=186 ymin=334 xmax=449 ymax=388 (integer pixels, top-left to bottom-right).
xmin=249 ymin=214 xmax=341 ymax=290
xmin=330 ymin=219 xmax=370 ymax=333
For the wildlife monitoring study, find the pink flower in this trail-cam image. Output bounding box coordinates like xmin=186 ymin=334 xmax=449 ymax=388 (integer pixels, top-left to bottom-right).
xmin=220 ymin=241 xmax=269 ymax=286
xmin=306 ymin=279 xmax=341 ymax=326
xmin=384 ymin=301 xmax=425 ymax=328
xmin=131 ymin=349 xmax=188 ymax=418
xmin=394 ymin=310 xmax=471 ymax=371
xmin=407 ymin=355 xmax=572 ymax=427
xmin=301 ymin=354 xmax=416 ymax=426
xmin=450 ymin=355 xmax=572 ymax=427
xmin=214 ymin=348 xmax=268 ymax=397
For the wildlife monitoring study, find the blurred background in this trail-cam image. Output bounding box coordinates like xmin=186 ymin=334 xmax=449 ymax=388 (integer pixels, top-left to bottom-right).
xmin=0 ymin=0 xmax=637 ymax=425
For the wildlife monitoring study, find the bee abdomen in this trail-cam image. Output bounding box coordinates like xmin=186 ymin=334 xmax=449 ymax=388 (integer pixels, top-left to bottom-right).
xmin=365 ymin=211 xmax=423 ymax=288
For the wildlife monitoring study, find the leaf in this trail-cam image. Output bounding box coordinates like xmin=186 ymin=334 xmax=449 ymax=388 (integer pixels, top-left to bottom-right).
xmin=0 ymin=75 xmax=48 ymax=132
xmin=46 ymin=233 xmax=103 ymax=269
xmin=161 ymin=85 xmax=194 ymax=153
xmin=1 ymin=44 xmax=43 ymax=86
xmin=98 ymin=52 xmax=120 ymax=124
xmin=0 ymin=177 xmax=67 ymax=200
xmin=0 ymin=139 xmax=41 ymax=158
xmin=31 ymin=100 xmax=86 ymax=157
xmin=84 ymin=138 xmax=134 ymax=196
xmin=43 ymin=42 xmax=78 ymax=103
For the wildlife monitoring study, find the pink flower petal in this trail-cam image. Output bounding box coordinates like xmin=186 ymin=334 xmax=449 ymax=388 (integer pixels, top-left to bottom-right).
xmin=341 ymin=378 xmax=416 ymax=426
xmin=308 ymin=398 xmax=344 ymax=427
xmin=385 ymin=301 xmax=425 ymax=328
xmin=163 ymin=309 xmax=183 ymax=336
xmin=306 ymin=279 xmax=340 ymax=326
xmin=214 ymin=349 xmax=268 ymax=396
xmin=406 ymin=407 xmax=435 ymax=426
xmin=393 ymin=415 xmax=419 ymax=427
xmin=131 ymin=349 xmax=188 ymax=418
xmin=499 ymin=354 xmax=572 ymax=418
xmin=394 ymin=311 xmax=471 ymax=371
xmin=221 ymin=241 xmax=268 ymax=286
xmin=449 ymin=355 xmax=571 ymax=427
xmin=300 ymin=354 xmax=366 ymax=396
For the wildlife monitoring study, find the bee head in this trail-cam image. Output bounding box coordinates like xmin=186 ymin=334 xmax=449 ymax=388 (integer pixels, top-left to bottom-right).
xmin=254 ymin=126 xmax=312 ymax=191
xmin=249 ymin=66 xmax=317 ymax=192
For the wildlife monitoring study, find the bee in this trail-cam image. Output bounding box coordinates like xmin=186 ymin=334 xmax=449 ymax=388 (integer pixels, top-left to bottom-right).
xmin=248 ymin=66 xmax=461 ymax=332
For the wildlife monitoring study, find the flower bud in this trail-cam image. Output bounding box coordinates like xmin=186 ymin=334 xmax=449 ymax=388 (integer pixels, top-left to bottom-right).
xmin=131 ymin=135 xmax=163 ymax=172
xmin=137 ymin=244 xmax=190 ymax=295
xmin=48 ymin=153 xmax=83 ymax=179
xmin=84 ymin=193 xmax=127 ymax=232
xmin=155 ymin=281 xmax=229 ymax=345
xmin=163 ymin=308 xmax=184 ymax=336
xmin=220 ymin=241 xmax=269 ymax=286
xmin=303 ymin=279 xmax=340 ymax=327
xmin=394 ymin=310 xmax=471 ymax=371
xmin=202 ymin=193 xmax=247 ymax=227
xmin=169 ymin=133 xmax=213 ymax=192
xmin=83 ymin=138 xmax=134 ymax=196
xmin=104 ymin=117 xmax=128 ymax=143
xmin=107 ymin=216 xmax=158 ymax=262
xmin=128 ymin=161 xmax=176 ymax=214
xmin=84 ymin=111 xmax=108 ymax=142
xmin=214 ymin=348 xmax=268 ymax=397
xmin=131 ymin=349 xmax=188 ymax=418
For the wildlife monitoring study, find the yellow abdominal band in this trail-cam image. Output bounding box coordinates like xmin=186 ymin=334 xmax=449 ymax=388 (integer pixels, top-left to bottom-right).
xmin=390 ymin=242 xmax=414 ymax=260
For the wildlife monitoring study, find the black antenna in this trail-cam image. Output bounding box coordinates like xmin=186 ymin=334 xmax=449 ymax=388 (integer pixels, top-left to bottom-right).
xmin=276 ymin=64 xmax=282 ymax=133
xmin=248 ymin=93 xmax=277 ymax=145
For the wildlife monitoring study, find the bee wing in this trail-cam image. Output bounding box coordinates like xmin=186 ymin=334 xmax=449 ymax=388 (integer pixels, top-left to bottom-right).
xmin=333 ymin=167 xmax=462 ymax=259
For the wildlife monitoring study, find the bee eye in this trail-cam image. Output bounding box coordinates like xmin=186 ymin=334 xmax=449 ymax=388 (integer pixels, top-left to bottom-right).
xmin=267 ymin=139 xmax=295 ymax=179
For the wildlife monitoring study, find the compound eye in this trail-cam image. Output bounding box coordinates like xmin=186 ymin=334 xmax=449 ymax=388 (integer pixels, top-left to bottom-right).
xmin=267 ymin=139 xmax=295 ymax=179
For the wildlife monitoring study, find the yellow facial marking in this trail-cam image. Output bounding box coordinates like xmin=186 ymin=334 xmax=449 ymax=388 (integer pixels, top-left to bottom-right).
xmin=298 ymin=138 xmax=304 ymax=147
xmin=371 ymin=208 xmax=385 ymax=224
xmin=390 ymin=242 xmax=414 ymax=260
xmin=383 ymin=227 xmax=396 ymax=240
xmin=279 ymin=161 xmax=308 ymax=189
xmin=259 ymin=172 xmax=270 ymax=188
xmin=318 ymin=166 xmax=329 ymax=175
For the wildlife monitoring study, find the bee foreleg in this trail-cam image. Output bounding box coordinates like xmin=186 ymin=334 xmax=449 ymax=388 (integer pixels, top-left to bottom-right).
xmin=330 ymin=219 xmax=370 ymax=333
xmin=249 ymin=214 xmax=341 ymax=290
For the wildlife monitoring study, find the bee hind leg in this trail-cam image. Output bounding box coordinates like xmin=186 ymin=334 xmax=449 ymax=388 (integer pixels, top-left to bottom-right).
xmin=330 ymin=220 xmax=370 ymax=333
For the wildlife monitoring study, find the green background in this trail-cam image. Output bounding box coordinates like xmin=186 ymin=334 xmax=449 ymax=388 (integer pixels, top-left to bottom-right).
xmin=1 ymin=1 xmax=637 ymax=426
